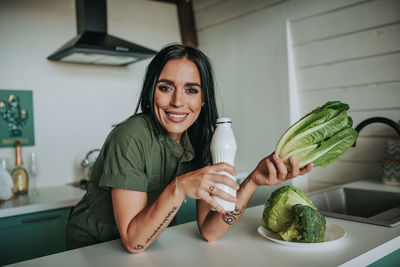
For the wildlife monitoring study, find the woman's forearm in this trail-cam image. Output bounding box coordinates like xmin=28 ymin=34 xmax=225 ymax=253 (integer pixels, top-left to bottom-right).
xmin=197 ymin=174 xmax=259 ymax=242
xmin=120 ymin=182 xmax=185 ymax=253
xmin=197 ymin=154 xmax=313 ymax=242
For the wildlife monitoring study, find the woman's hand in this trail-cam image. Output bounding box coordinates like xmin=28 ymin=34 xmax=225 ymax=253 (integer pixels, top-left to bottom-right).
xmin=176 ymin=163 xmax=239 ymax=213
xmin=249 ymin=153 xmax=313 ymax=187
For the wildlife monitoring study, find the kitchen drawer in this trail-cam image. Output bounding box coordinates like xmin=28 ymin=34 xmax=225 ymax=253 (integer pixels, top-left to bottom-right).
xmin=0 ymin=207 xmax=71 ymax=265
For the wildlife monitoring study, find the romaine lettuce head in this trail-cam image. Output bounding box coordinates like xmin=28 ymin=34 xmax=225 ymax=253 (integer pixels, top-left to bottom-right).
xmin=262 ymin=185 xmax=315 ymax=233
xmin=275 ymin=101 xmax=358 ymax=169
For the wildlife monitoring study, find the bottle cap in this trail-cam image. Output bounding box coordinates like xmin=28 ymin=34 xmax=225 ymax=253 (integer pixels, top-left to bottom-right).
xmin=216 ymin=118 xmax=232 ymax=124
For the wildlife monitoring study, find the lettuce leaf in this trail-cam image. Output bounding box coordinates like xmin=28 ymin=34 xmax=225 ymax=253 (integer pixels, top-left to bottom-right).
xmin=276 ymin=101 xmax=357 ymax=168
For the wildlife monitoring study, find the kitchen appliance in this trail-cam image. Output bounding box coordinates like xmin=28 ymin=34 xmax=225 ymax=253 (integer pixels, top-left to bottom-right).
xmin=47 ymin=0 xmax=157 ymax=66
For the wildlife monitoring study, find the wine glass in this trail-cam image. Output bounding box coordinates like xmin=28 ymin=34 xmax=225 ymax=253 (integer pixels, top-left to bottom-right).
xmin=0 ymin=158 xmax=11 ymax=173
xmin=28 ymin=152 xmax=39 ymax=196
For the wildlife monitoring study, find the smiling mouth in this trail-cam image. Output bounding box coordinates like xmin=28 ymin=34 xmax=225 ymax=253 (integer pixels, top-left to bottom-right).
xmin=165 ymin=111 xmax=189 ymax=122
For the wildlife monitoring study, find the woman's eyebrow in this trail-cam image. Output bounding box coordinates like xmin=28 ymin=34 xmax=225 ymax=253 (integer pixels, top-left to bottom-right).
xmin=157 ymin=79 xmax=201 ymax=88
xmin=186 ymin=82 xmax=201 ymax=88
xmin=157 ymin=79 xmax=175 ymax=86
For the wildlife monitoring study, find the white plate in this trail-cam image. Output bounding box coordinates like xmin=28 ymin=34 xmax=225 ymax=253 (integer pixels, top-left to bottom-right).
xmin=257 ymin=224 xmax=346 ymax=248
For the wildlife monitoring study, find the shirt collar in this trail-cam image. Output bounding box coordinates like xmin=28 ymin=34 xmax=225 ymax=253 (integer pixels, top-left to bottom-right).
xmin=162 ymin=130 xmax=195 ymax=163
xmin=148 ymin=113 xmax=194 ymax=163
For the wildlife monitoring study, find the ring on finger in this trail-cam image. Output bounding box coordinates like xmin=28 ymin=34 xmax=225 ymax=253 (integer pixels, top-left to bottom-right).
xmin=209 ymin=185 xmax=215 ymax=193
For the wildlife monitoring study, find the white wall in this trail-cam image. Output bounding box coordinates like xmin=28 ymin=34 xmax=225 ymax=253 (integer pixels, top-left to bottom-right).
xmin=194 ymin=0 xmax=400 ymax=188
xmin=194 ymin=0 xmax=292 ymax=175
xmin=0 ymin=0 xmax=181 ymax=187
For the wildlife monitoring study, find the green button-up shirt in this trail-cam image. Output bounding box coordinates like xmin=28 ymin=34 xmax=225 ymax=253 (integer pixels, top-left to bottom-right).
xmin=66 ymin=113 xmax=198 ymax=249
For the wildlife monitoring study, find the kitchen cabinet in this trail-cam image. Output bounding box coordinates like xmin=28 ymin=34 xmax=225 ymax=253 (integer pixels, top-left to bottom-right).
xmin=0 ymin=207 xmax=71 ymax=265
xmin=172 ymin=197 xmax=197 ymax=225
xmin=368 ymin=249 xmax=400 ymax=267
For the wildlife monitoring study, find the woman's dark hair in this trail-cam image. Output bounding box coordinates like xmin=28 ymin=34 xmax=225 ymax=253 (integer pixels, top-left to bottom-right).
xmin=135 ymin=43 xmax=218 ymax=166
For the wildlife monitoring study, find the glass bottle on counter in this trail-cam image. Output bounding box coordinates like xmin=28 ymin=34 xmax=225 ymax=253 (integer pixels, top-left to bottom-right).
xmin=11 ymin=141 xmax=29 ymax=195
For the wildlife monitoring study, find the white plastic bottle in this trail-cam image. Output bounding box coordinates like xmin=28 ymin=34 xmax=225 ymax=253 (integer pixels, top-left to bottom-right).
xmin=210 ymin=118 xmax=237 ymax=211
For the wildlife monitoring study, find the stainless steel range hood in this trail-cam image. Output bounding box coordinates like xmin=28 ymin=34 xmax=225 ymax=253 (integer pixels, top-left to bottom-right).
xmin=47 ymin=0 xmax=157 ymax=66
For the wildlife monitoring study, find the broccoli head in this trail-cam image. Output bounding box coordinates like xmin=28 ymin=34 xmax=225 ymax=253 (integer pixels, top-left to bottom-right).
xmin=279 ymin=204 xmax=326 ymax=243
xmin=262 ymin=185 xmax=315 ymax=233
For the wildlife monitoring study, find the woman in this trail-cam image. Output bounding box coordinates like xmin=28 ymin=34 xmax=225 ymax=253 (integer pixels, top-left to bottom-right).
xmin=66 ymin=44 xmax=313 ymax=252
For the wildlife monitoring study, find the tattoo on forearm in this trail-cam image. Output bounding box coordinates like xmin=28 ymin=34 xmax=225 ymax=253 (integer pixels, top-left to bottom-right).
xmin=221 ymin=207 xmax=242 ymax=225
xmin=144 ymin=206 xmax=178 ymax=244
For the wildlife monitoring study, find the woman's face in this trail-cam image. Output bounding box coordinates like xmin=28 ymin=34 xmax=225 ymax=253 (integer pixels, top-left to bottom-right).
xmin=154 ymin=58 xmax=203 ymax=143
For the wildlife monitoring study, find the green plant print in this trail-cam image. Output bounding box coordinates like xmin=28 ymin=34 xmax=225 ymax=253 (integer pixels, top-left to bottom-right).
xmin=0 ymin=94 xmax=29 ymax=137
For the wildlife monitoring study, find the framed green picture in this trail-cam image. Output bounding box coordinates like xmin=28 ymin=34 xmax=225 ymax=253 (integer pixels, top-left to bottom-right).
xmin=0 ymin=90 xmax=35 ymax=147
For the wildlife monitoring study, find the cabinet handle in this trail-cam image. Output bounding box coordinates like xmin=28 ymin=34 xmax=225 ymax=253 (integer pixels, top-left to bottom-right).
xmin=22 ymin=214 xmax=62 ymax=223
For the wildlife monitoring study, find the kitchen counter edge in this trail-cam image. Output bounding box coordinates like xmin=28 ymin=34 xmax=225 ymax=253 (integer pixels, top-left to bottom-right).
xmin=0 ymin=185 xmax=85 ymax=218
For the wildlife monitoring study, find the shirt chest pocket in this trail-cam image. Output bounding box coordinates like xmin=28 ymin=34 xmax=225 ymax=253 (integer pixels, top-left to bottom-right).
xmin=146 ymin=160 xmax=180 ymax=202
xmin=147 ymin=173 xmax=164 ymax=205
xmin=147 ymin=172 xmax=165 ymax=195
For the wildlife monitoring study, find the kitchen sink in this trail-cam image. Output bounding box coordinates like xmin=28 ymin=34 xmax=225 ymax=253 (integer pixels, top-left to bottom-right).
xmin=308 ymin=187 xmax=400 ymax=227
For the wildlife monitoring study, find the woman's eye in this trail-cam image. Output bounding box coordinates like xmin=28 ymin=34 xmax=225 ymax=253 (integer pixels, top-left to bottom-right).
xmin=186 ymin=88 xmax=199 ymax=94
xmin=158 ymin=85 xmax=172 ymax=92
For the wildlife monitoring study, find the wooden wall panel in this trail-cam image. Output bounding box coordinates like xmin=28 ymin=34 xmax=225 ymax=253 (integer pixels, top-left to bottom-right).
xmin=294 ymin=23 xmax=400 ymax=68
xmin=308 ymin=161 xmax=381 ymax=184
xmin=299 ymin=82 xmax=400 ymax=111
xmin=194 ymin=0 xmax=369 ymax=31
xmin=290 ymin=0 xmax=400 ymax=185
xmin=297 ymin=53 xmax=400 ymax=91
xmin=291 ymin=0 xmax=400 ymax=45
xmin=341 ymin=136 xmax=388 ymax=162
xmin=194 ymin=0 xmax=285 ymax=30
xmin=193 ymin=0 xmax=399 ymax=186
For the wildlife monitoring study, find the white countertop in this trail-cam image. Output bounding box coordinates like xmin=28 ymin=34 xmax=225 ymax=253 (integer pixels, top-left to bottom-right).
xmin=7 ymin=205 xmax=399 ymax=267
xmin=0 ymin=185 xmax=85 ymax=218
xmin=6 ymin=180 xmax=400 ymax=267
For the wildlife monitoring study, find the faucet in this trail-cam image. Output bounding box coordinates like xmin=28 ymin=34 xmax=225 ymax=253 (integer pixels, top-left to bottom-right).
xmin=78 ymin=149 xmax=101 ymax=189
xmin=80 ymin=149 xmax=101 ymax=167
xmin=353 ymin=117 xmax=400 ymax=146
